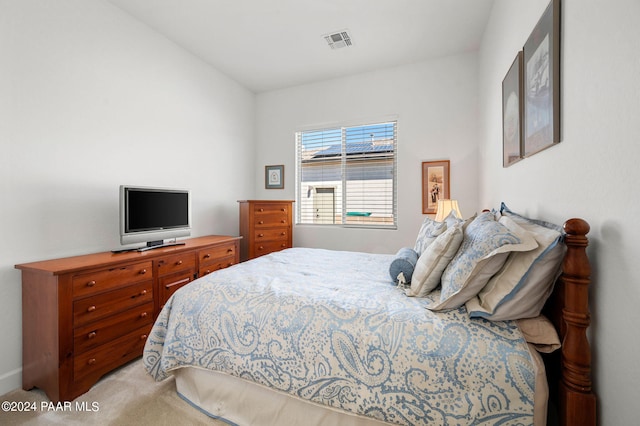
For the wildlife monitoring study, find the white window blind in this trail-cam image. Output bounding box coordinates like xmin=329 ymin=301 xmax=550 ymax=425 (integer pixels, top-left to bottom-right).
xmin=295 ymin=121 xmax=397 ymax=228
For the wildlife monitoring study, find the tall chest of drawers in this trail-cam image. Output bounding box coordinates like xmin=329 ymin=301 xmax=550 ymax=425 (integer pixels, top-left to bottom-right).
xmin=16 ymin=235 xmax=240 ymax=402
xmin=238 ymin=200 xmax=294 ymax=261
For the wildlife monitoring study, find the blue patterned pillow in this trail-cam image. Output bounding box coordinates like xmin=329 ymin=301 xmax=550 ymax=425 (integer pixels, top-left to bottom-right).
xmin=414 ymin=217 xmax=447 ymax=256
xmin=427 ymin=211 xmax=538 ymax=311
xmin=388 ymin=247 xmax=419 ymax=284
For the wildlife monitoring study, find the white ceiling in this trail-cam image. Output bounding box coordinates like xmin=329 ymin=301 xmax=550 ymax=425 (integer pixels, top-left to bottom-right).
xmin=107 ymin=0 xmax=495 ymax=93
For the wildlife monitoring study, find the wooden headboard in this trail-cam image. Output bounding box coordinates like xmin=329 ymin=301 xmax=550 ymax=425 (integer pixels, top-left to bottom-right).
xmin=544 ymin=218 xmax=597 ymax=426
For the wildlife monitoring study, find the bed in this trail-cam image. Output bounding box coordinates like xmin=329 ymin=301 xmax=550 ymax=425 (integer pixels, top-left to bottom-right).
xmin=143 ymin=205 xmax=596 ymax=425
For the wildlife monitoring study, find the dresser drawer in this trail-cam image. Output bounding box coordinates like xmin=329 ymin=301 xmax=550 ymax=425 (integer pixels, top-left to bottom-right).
xmin=253 ymin=241 xmax=289 ymax=257
xmin=159 ymin=270 xmax=194 ymax=309
xmin=199 ymin=256 xmax=236 ymax=277
xmin=253 ymin=228 xmax=288 ymax=243
xmin=74 ymin=325 xmax=151 ymax=383
xmin=156 ymin=252 xmax=195 ymax=277
xmin=74 ymin=302 xmax=153 ymax=354
xmin=73 ymin=281 xmax=153 ymax=327
xmin=254 ymin=213 xmax=289 ymax=228
xmin=253 ymin=203 xmax=291 ymax=215
xmin=198 ymin=244 xmax=237 ymax=267
xmin=73 ymin=261 xmax=152 ymax=299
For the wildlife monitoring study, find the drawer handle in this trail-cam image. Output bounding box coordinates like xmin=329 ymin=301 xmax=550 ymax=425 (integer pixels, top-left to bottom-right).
xmin=86 ymin=280 xmax=96 ymax=287
xmin=176 ymin=260 xmax=183 ymax=266
xmin=281 ymin=208 xmax=285 ymax=212
xmin=227 ymin=262 xmax=234 ymax=267
xmin=227 ymin=248 xmax=233 ymax=253
xmin=87 ymin=358 xmax=97 ymax=365
xmin=139 ymin=269 xmax=147 ymax=275
xmin=258 ymin=246 xmax=264 ymax=250
xmin=139 ymin=289 xmax=147 ymax=296
xmin=87 ymin=331 xmax=97 ymax=339
xmin=140 ymin=312 xmax=148 ymax=318
xmin=87 ymin=305 xmax=96 ymax=313
xmin=204 ymin=270 xmax=211 ymax=274
xmin=258 ymin=208 xmax=264 ymax=212
xmin=140 ymin=334 xmax=148 ymax=340
xmin=258 ymin=220 xmax=264 ymax=225
xmin=258 ymin=233 xmax=264 ymax=237
xmin=281 ymin=243 xmax=286 ymax=247
xmin=204 ymin=253 xmax=211 ymax=259
xmin=281 ymin=232 xmax=286 ymax=236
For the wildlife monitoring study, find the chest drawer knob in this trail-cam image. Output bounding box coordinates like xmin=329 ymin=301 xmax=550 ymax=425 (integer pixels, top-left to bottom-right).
xmin=281 ymin=220 xmax=286 ymax=223
xmin=86 ymin=280 xmax=96 ymax=287
xmin=140 ymin=312 xmax=148 ymax=318
xmin=258 ymin=208 xmax=264 ymax=212
xmin=203 ymin=253 xmax=211 ymax=259
xmin=139 ymin=289 xmax=147 ymax=296
xmin=139 ymin=269 xmax=147 ymax=275
xmin=258 ymin=220 xmax=264 ymax=225
xmin=258 ymin=233 xmax=264 ymax=238
xmin=140 ymin=334 xmax=148 ymax=340
xmin=175 ymin=260 xmax=183 ymax=266
xmin=87 ymin=305 xmax=96 ymax=313
xmin=87 ymin=358 xmax=97 ymax=365
xmin=87 ymin=332 xmax=97 ymax=339
xmin=227 ymin=248 xmax=234 ymax=253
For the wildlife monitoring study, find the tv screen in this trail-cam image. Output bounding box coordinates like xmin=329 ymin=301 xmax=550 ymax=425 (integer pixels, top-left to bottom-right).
xmin=119 ymin=185 xmax=191 ymax=249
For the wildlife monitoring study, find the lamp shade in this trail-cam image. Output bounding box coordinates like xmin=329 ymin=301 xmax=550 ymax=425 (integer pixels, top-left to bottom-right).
xmin=435 ymin=199 xmax=462 ymax=222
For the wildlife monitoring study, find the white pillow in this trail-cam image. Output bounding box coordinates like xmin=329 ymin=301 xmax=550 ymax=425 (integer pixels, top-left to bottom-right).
xmin=466 ymin=205 xmax=565 ymax=320
xmin=414 ymin=217 xmax=447 ymax=256
xmin=406 ymin=223 xmax=463 ymax=297
xmin=428 ymin=212 xmax=538 ymax=311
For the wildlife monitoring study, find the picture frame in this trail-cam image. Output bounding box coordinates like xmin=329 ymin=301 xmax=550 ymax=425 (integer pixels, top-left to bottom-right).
xmin=422 ymin=160 xmax=450 ymax=214
xmin=502 ymin=51 xmax=524 ymax=167
xmin=523 ymin=0 xmax=561 ymax=157
xmin=265 ymin=165 xmax=284 ymax=189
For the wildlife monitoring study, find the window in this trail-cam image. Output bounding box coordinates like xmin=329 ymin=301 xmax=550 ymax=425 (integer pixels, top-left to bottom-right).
xmin=295 ymin=121 xmax=397 ymax=228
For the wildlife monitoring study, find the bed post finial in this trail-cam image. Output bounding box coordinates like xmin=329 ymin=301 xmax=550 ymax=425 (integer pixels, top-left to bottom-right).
xmin=559 ymin=218 xmax=596 ymax=426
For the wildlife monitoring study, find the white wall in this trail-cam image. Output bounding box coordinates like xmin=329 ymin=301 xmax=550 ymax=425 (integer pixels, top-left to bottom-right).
xmin=255 ymin=54 xmax=481 ymax=253
xmin=478 ymin=1 xmax=640 ymax=424
xmin=0 ymin=0 xmax=255 ymax=394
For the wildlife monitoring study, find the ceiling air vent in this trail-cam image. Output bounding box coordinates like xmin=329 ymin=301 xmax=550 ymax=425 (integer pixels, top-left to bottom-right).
xmin=324 ymin=30 xmax=352 ymax=50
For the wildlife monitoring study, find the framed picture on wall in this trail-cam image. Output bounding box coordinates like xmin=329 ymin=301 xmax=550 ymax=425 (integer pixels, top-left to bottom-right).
xmin=422 ymin=160 xmax=450 ymax=214
xmin=265 ymin=165 xmax=284 ymax=189
xmin=523 ymin=0 xmax=561 ymax=157
xmin=502 ymin=51 xmax=524 ymax=167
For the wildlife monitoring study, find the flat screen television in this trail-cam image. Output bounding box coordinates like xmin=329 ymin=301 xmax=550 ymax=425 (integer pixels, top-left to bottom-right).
xmin=119 ymin=185 xmax=191 ymax=251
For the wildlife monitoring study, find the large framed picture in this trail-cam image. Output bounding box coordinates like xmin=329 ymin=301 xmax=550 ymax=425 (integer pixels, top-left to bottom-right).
xmin=502 ymin=51 xmax=524 ymax=167
xmin=265 ymin=165 xmax=284 ymax=189
xmin=422 ymin=160 xmax=450 ymax=214
xmin=523 ymin=0 xmax=561 ymax=157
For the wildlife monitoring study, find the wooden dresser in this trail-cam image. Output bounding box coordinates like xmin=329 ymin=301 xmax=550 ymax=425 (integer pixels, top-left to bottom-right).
xmin=238 ymin=200 xmax=293 ymax=261
xmin=15 ymin=235 xmax=240 ymax=402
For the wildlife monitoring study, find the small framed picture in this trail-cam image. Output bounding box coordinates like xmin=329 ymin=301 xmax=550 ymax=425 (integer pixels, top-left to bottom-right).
xmin=422 ymin=160 xmax=450 ymax=214
xmin=265 ymin=165 xmax=284 ymax=189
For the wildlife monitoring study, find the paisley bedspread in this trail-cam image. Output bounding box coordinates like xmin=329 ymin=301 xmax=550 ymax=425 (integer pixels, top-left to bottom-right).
xmin=143 ymin=248 xmax=536 ymax=425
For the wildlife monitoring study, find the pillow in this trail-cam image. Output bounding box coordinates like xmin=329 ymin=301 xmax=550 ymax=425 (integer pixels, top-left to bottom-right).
xmin=466 ymin=203 xmax=565 ymax=320
xmin=388 ymin=247 xmax=419 ymax=284
xmin=406 ymin=223 xmax=464 ymax=297
xmin=516 ymin=316 xmax=561 ymax=353
xmin=427 ymin=211 xmax=538 ymax=311
xmin=414 ymin=217 xmax=447 ymax=256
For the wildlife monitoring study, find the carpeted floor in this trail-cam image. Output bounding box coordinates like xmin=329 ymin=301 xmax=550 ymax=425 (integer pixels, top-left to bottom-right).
xmin=0 ymin=360 xmax=227 ymax=425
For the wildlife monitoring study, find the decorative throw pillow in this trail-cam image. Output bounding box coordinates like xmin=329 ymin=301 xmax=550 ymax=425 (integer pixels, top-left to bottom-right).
xmin=427 ymin=211 xmax=538 ymax=311
xmin=466 ymin=203 xmax=565 ymax=320
xmin=516 ymin=315 xmax=561 ymax=353
xmin=388 ymin=247 xmax=419 ymax=284
xmin=414 ymin=217 xmax=447 ymax=256
xmin=406 ymin=223 xmax=464 ymax=297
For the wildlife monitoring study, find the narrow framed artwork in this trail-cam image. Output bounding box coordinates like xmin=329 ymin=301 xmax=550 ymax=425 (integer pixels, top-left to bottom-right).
xmin=523 ymin=0 xmax=561 ymax=157
xmin=502 ymin=51 xmax=524 ymax=167
xmin=422 ymin=160 xmax=450 ymax=214
xmin=265 ymin=165 xmax=284 ymax=189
